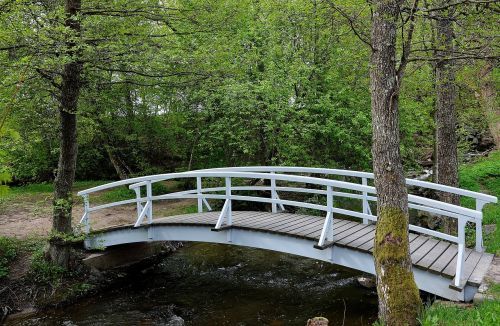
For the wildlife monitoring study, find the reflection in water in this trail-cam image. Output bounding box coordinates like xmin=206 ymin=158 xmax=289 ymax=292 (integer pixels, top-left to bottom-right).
xmin=7 ymin=243 xmax=378 ymax=325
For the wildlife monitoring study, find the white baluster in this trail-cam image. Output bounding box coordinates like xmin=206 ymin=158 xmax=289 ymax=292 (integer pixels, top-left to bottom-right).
xmin=226 ymin=177 xmax=232 ymax=226
xmin=197 ymin=177 xmax=203 ymax=213
xmin=83 ymin=194 xmax=90 ymax=233
xmin=475 ymin=199 xmax=485 ymax=252
xmin=455 ymin=219 xmax=466 ymax=287
xmin=271 ymin=172 xmax=277 ymax=213
xmin=362 ymin=178 xmax=369 ymax=224
xmin=146 ymin=180 xmax=153 ymax=224
xmin=134 ymin=186 xmax=143 ymax=220
xmin=317 ymin=185 xmax=334 ymax=248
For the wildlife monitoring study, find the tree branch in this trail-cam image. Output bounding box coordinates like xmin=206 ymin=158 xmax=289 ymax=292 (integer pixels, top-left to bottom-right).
xmin=397 ymin=0 xmax=420 ymax=82
xmin=325 ymin=0 xmax=373 ymax=50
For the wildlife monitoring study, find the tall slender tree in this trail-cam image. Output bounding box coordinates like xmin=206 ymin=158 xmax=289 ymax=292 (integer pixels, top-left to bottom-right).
xmin=478 ymin=55 xmax=499 ymax=148
xmin=434 ymin=1 xmax=459 ymax=234
xmin=48 ymin=0 xmax=83 ymax=266
xmin=370 ymin=0 xmax=422 ymax=324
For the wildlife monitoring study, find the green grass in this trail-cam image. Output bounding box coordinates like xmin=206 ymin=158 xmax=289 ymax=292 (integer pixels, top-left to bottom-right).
xmin=419 ymin=300 xmax=499 ymax=325
xmin=419 ymin=284 xmax=500 ymax=326
xmin=156 ymin=203 xmax=198 ymax=217
xmin=0 ymin=236 xmax=18 ymax=278
xmin=29 ymin=244 xmax=66 ymax=285
xmin=458 ymin=151 xmax=500 ymax=254
xmin=3 ymin=180 xmax=184 ymax=203
xmin=0 ymin=236 xmax=47 ymax=279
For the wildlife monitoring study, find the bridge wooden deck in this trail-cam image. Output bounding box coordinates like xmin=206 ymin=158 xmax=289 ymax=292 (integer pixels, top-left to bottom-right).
xmin=100 ymin=210 xmax=493 ymax=289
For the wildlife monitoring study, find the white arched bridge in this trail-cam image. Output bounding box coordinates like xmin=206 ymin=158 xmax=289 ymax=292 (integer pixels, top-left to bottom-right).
xmin=77 ymin=167 xmax=497 ymax=302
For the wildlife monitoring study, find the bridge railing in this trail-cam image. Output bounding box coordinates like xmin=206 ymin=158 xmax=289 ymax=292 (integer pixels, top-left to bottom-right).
xmin=127 ymin=166 xmax=497 ymax=251
xmin=77 ymin=168 xmax=497 ymax=287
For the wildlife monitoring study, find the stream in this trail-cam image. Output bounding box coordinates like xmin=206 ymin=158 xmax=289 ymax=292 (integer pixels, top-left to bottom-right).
xmin=6 ymin=243 xmax=378 ymax=325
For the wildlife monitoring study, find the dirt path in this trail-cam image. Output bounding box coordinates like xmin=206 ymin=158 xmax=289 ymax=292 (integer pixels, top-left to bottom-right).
xmin=0 ymin=192 xmax=196 ymax=238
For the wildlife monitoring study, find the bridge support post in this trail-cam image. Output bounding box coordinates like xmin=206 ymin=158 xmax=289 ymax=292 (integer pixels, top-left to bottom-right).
xmin=362 ymin=178 xmax=369 ymax=224
xmin=271 ymin=173 xmax=278 ymax=213
xmin=213 ymin=177 xmax=232 ymax=230
xmin=146 ymin=180 xmax=153 ymax=224
xmin=316 ymin=186 xmax=334 ymax=248
xmin=270 ymin=172 xmax=286 ymax=213
xmin=81 ymin=194 xmax=90 ymax=233
xmin=226 ymin=177 xmax=232 ymax=225
xmin=454 ymin=219 xmax=467 ymax=287
xmin=134 ymin=187 xmax=143 ymax=220
xmin=133 ymin=181 xmax=153 ymax=227
xmin=475 ymin=200 xmax=485 ymax=252
xmin=197 ymin=177 xmax=203 ymax=213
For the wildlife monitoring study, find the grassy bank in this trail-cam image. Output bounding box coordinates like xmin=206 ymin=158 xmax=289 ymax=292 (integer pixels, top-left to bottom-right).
xmin=420 ymin=300 xmax=499 ymax=326
xmin=459 ymin=151 xmax=500 ymax=254
xmin=419 ymin=285 xmax=500 ymax=326
xmin=0 ymin=235 xmax=92 ymax=318
xmin=0 ymin=236 xmax=66 ymax=284
xmin=420 ymin=151 xmax=499 ymax=325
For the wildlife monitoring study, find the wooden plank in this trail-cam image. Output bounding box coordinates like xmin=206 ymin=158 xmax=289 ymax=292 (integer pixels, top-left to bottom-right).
xmin=468 ymin=253 xmax=494 ymax=286
xmin=241 ymin=213 xmax=306 ymax=230
xmin=411 ymin=238 xmax=439 ymax=263
xmin=331 ymin=219 xmax=353 ymax=230
xmin=348 ymin=229 xmax=375 ymax=249
xmin=284 ymin=221 xmax=324 ymax=238
xmin=408 ymin=233 xmax=419 ymax=243
xmin=232 ymin=211 xmax=274 ymax=223
xmin=409 ymin=235 xmax=430 ymax=254
xmin=233 ymin=211 xmax=290 ymax=225
xmin=416 ymin=241 xmax=450 ymax=269
xmin=272 ymin=216 xmax=322 ymax=233
xmin=294 ymin=218 xmax=351 ymax=235
xmin=359 ymin=231 xmax=420 ymax=253
xmin=333 ymin=223 xmax=370 ymax=242
xmin=304 ymin=220 xmax=358 ymax=238
xmin=155 ymin=212 xmax=206 ymax=222
xmin=278 ymin=217 xmax=328 ymax=235
xmin=451 ymin=251 xmax=483 ymax=287
xmin=258 ymin=216 xmax=315 ymax=232
xmin=429 ymin=244 xmax=457 ymax=274
xmin=233 ymin=213 xmax=280 ymax=228
xmin=442 ymin=248 xmax=472 ymax=278
xmin=156 ymin=213 xmax=217 ymax=224
xmin=336 ymin=225 xmax=375 ymax=247
xmin=275 ymin=221 xmax=322 ymax=235
xmin=308 ymin=219 xmax=364 ymax=240
xmin=288 ymin=219 xmax=350 ymax=238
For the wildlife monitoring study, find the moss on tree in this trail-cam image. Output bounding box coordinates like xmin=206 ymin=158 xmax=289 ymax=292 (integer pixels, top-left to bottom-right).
xmin=374 ymin=207 xmax=422 ymax=325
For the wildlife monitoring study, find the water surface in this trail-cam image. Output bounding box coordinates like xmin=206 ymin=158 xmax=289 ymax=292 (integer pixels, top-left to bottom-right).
xmin=7 ymin=243 xmax=378 ymax=325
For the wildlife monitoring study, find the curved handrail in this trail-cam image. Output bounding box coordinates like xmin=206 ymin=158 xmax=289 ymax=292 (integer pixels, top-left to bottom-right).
xmin=132 ymin=166 xmax=497 ymax=203
xmin=77 ymin=168 xmax=497 ymax=288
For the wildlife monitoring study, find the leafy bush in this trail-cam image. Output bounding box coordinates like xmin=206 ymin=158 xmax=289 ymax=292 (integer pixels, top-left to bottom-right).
xmin=0 ymin=236 xmax=18 ymax=278
xmin=29 ymin=246 xmax=65 ymax=285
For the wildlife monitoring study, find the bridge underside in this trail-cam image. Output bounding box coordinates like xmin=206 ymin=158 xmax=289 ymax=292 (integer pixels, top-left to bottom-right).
xmin=85 ymin=211 xmax=493 ymax=302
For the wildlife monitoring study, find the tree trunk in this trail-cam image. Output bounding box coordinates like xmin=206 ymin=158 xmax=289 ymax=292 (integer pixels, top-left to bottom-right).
xmin=105 ymin=144 xmax=132 ymax=180
xmin=48 ymin=0 xmax=83 ymax=268
xmin=478 ymin=56 xmax=499 ymax=148
xmin=434 ymin=3 xmax=459 ymax=234
xmin=370 ymin=1 xmax=421 ymax=324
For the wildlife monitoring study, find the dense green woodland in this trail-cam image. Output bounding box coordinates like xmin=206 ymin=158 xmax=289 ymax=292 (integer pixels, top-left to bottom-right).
xmin=0 ymin=1 xmax=499 ymax=324
xmin=0 ymin=0 xmax=496 ymax=183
